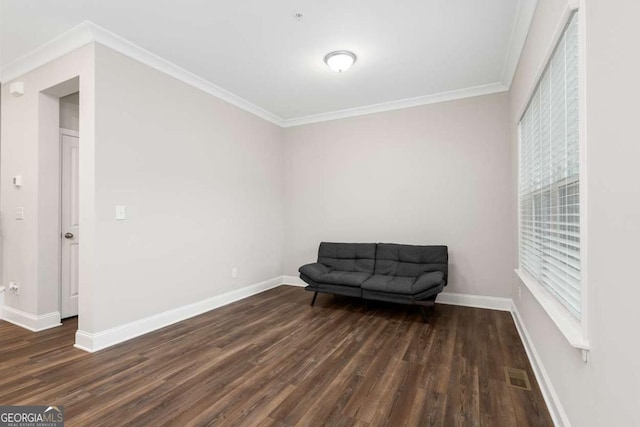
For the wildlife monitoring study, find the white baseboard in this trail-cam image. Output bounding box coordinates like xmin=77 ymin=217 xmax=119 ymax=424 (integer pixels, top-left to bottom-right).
xmin=281 ymin=277 xmax=565 ymax=424
xmin=70 ymin=273 xmax=565 ymax=427
xmin=1 ymin=306 xmax=61 ymax=332
xmin=74 ymin=276 xmax=285 ymax=352
xmin=281 ymin=277 xmax=511 ymax=311
xmin=0 ymin=287 xmax=4 ymax=320
xmin=511 ymin=302 xmax=569 ymax=427
xmin=437 ymin=291 xmax=512 ymax=311
xmin=281 ymin=275 xmax=306 ymax=287
xmin=437 ymin=291 xmax=566 ymax=426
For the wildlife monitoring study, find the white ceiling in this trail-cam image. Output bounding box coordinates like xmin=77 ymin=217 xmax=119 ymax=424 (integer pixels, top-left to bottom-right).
xmin=0 ymin=0 xmax=530 ymax=122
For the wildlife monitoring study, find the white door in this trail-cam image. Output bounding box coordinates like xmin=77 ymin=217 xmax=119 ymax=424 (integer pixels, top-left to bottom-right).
xmin=60 ymin=130 xmax=79 ymax=319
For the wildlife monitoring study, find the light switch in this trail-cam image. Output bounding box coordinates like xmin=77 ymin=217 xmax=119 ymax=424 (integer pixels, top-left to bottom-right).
xmin=15 ymin=207 xmax=24 ymax=220
xmin=115 ymin=205 xmax=126 ymax=220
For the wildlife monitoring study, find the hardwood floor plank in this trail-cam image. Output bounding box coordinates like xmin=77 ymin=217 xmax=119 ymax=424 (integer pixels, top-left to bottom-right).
xmin=222 ymin=383 xmax=297 ymax=427
xmin=443 ymin=355 xmax=480 ymax=427
xmin=385 ymin=361 xmax=424 ymax=426
xmin=494 ymin=310 xmax=553 ymax=427
xmin=291 ymin=316 xmax=387 ymax=425
xmin=0 ymin=285 xmax=553 ymax=426
xmin=340 ymin=316 xmax=412 ymax=420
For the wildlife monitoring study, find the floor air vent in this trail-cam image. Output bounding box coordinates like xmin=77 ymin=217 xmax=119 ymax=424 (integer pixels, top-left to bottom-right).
xmin=504 ymin=367 xmax=532 ymax=391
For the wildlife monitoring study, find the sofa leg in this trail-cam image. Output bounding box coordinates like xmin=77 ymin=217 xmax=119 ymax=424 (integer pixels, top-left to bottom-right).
xmin=310 ymin=291 xmax=318 ymax=306
xmin=418 ymin=299 xmax=436 ymax=322
xmin=419 ymin=306 xmax=429 ymax=322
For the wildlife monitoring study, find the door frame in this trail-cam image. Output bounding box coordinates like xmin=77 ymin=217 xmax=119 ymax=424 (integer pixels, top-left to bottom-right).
xmin=59 ymin=128 xmax=80 ymax=318
xmin=4 ymin=51 xmax=98 ymax=342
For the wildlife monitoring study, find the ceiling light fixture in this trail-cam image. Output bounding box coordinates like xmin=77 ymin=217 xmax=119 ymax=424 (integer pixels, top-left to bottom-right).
xmin=324 ymin=51 xmax=357 ymax=73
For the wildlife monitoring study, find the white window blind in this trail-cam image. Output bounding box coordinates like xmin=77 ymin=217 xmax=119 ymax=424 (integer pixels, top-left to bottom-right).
xmin=519 ymin=11 xmax=581 ymax=318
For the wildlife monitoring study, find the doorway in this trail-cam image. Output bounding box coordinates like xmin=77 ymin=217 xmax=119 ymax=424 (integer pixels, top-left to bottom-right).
xmin=2 ymin=60 xmax=94 ymax=341
xmin=59 ymin=92 xmax=80 ymax=319
xmin=60 ymin=128 xmax=79 ymax=318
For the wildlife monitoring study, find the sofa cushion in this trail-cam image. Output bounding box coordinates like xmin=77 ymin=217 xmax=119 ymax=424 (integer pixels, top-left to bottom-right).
xmin=362 ymin=271 xmax=445 ymax=295
xmin=318 ymin=242 xmax=376 ymax=274
xmin=362 ymin=275 xmax=416 ymax=294
xmin=413 ymin=271 xmax=446 ymax=293
xmin=319 ymin=271 xmax=372 ymax=287
xmin=299 ymin=263 xmax=333 ymax=283
xmin=374 ymin=243 xmax=448 ymax=280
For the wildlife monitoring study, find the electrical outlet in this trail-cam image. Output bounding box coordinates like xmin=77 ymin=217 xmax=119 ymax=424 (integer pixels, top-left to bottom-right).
xmin=8 ymin=281 xmax=19 ymax=295
xmin=231 ymin=268 xmax=238 ymax=279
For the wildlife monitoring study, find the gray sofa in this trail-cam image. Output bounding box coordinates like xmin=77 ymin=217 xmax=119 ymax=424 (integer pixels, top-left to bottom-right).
xmin=299 ymin=242 xmax=448 ymax=320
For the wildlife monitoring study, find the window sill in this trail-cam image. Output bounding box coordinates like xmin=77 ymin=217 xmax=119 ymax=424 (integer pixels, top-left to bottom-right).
xmin=515 ymin=269 xmax=590 ymax=350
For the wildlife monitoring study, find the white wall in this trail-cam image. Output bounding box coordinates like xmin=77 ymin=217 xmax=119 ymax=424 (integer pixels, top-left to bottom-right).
xmin=88 ymin=44 xmax=284 ymax=332
xmin=60 ymin=92 xmax=80 ymax=131
xmin=1 ymin=15 xmax=637 ymax=427
xmin=510 ymin=0 xmax=640 ymax=425
xmin=283 ymin=92 xmax=513 ymax=297
xmin=0 ymin=45 xmax=95 ymax=324
xmin=0 ymin=88 xmax=3 ymax=298
xmin=1 ymin=42 xmax=285 ymax=336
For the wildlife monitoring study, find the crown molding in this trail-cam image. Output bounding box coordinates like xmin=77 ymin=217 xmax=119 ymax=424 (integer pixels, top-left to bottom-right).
xmin=87 ymin=23 xmax=284 ymax=126
xmin=0 ymin=21 xmax=284 ymax=126
xmin=501 ymin=0 xmax=539 ymax=87
xmin=0 ymin=21 xmax=94 ymax=83
xmin=1 ymin=14 xmax=532 ymax=128
xmin=281 ymin=82 xmax=509 ymax=127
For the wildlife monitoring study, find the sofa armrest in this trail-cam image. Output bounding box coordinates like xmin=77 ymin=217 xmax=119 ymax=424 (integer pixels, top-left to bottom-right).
xmin=299 ymin=263 xmax=332 ymax=282
xmin=412 ymin=271 xmax=445 ymax=293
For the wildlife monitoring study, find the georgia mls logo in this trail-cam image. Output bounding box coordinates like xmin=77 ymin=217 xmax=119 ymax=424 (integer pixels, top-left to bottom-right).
xmin=45 ymin=406 xmax=62 ymax=416
xmin=0 ymin=405 xmax=64 ymax=427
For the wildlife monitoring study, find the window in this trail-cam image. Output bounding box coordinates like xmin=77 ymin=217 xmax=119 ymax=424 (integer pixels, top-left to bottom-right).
xmin=519 ymin=11 xmax=581 ymax=318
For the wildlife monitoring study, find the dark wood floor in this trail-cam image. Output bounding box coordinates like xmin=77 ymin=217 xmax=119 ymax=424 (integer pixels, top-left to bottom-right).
xmin=0 ymin=286 xmax=552 ymax=426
